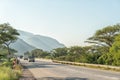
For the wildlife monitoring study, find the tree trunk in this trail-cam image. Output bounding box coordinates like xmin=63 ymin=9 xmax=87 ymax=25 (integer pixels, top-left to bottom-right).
xmin=7 ymin=45 xmax=11 ymax=61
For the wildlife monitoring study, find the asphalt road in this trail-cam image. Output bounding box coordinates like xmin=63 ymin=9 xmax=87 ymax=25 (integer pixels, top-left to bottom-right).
xmin=20 ymin=59 xmax=120 ymax=80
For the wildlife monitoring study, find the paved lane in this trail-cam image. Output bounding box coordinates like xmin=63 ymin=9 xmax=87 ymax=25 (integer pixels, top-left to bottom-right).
xmin=20 ymin=59 xmax=120 ymax=80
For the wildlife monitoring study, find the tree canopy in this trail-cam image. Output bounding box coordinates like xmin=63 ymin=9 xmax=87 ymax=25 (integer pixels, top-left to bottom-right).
xmin=0 ymin=23 xmax=19 ymax=56
xmin=86 ymin=24 xmax=120 ymax=47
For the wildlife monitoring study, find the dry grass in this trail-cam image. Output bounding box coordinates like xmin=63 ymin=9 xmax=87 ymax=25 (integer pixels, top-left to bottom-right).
xmin=0 ymin=65 xmax=22 ymax=80
xmin=53 ymin=60 xmax=120 ymax=72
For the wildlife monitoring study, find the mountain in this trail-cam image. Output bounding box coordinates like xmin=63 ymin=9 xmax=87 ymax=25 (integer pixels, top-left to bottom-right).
xmin=10 ymin=30 xmax=65 ymax=54
xmin=10 ymin=38 xmax=36 ymax=55
xmin=23 ymin=35 xmax=65 ymax=51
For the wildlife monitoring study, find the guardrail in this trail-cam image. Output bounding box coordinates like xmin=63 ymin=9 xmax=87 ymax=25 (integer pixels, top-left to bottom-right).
xmin=53 ymin=60 xmax=120 ymax=72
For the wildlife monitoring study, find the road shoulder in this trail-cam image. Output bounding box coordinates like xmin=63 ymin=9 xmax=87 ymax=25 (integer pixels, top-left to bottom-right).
xmin=19 ymin=65 xmax=36 ymax=80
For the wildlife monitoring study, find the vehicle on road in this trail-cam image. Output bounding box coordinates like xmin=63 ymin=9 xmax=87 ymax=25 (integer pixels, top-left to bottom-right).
xmin=24 ymin=54 xmax=28 ymax=60
xmin=23 ymin=51 xmax=35 ymax=62
xmin=24 ymin=52 xmax=29 ymax=60
xmin=19 ymin=55 xmax=23 ymax=59
xmin=28 ymin=56 xmax=35 ymax=62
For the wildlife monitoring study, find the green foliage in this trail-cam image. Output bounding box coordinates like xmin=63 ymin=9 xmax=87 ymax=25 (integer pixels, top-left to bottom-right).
xmin=0 ymin=45 xmax=17 ymax=58
xmin=51 ymin=47 xmax=68 ymax=58
xmin=31 ymin=49 xmax=50 ymax=58
xmin=50 ymin=24 xmax=120 ymax=66
xmin=0 ymin=66 xmax=21 ymax=80
xmin=110 ymin=34 xmax=120 ymax=53
xmin=0 ymin=45 xmax=8 ymax=56
xmin=24 ymin=51 xmax=30 ymax=55
xmin=0 ymin=23 xmax=19 ymax=59
xmin=109 ymin=34 xmax=120 ymax=66
xmin=97 ymin=53 xmax=108 ymax=64
xmin=112 ymin=51 xmax=120 ymax=66
xmin=86 ymin=24 xmax=120 ymax=48
xmin=84 ymin=24 xmax=120 ymax=66
xmin=2 ymin=61 xmax=12 ymax=67
xmin=0 ymin=23 xmax=19 ymax=45
xmin=97 ymin=52 xmax=120 ymax=66
xmin=31 ymin=49 xmax=43 ymax=57
xmin=52 ymin=46 xmax=92 ymax=63
xmin=97 ymin=34 xmax=120 ymax=66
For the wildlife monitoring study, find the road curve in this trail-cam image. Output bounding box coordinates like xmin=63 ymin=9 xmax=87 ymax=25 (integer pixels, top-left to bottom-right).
xmin=20 ymin=59 xmax=120 ymax=80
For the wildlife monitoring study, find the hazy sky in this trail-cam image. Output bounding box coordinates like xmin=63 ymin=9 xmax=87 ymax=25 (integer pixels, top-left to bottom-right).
xmin=0 ymin=0 xmax=120 ymax=47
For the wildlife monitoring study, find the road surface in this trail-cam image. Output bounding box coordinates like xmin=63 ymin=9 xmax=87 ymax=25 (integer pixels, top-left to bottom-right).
xmin=20 ymin=59 xmax=120 ymax=80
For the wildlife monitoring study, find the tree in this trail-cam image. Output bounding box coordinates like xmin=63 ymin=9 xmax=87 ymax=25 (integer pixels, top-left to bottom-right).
xmin=51 ymin=47 xmax=68 ymax=59
xmin=97 ymin=34 xmax=120 ymax=66
xmin=31 ymin=49 xmax=50 ymax=58
xmin=110 ymin=34 xmax=120 ymax=53
xmin=86 ymin=24 xmax=120 ymax=48
xmin=0 ymin=23 xmax=19 ymax=57
xmin=31 ymin=49 xmax=43 ymax=58
xmin=68 ymin=46 xmax=85 ymax=54
xmin=65 ymin=46 xmax=90 ymax=62
xmin=109 ymin=34 xmax=120 ymax=66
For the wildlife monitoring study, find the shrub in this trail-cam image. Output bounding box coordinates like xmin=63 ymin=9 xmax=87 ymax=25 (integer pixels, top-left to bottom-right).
xmin=0 ymin=66 xmax=22 ymax=80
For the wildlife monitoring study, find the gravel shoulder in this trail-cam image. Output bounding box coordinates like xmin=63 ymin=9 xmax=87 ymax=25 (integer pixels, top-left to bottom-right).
xmin=19 ymin=64 xmax=36 ymax=80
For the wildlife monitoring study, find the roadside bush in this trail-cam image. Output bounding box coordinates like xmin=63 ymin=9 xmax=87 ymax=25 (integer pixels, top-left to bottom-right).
xmin=2 ymin=61 xmax=12 ymax=67
xmin=14 ymin=64 xmax=22 ymax=70
xmin=45 ymin=56 xmax=52 ymax=59
xmin=0 ymin=66 xmax=21 ymax=80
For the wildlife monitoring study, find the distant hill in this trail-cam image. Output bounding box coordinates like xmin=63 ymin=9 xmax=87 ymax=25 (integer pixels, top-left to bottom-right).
xmin=10 ymin=30 xmax=65 ymax=55
xmin=10 ymin=38 xmax=36 ymax=55
xmin=23 ymin=35 xmax=65 ymax=51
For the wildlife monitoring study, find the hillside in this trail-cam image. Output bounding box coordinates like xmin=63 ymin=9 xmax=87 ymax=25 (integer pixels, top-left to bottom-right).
xmin=10 ymin=38 xmax=36 ymax=55
xmin=10 ymin=30 xmax=65 ymax=55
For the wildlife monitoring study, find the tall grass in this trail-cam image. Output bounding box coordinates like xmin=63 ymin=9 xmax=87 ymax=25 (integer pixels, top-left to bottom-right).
xmin=0 ymin=66 xmax=21 ymax=80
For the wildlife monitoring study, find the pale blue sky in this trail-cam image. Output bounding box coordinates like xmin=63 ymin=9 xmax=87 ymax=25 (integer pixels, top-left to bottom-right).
xmin=0 ymin=0 xmax=120 ymax=47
